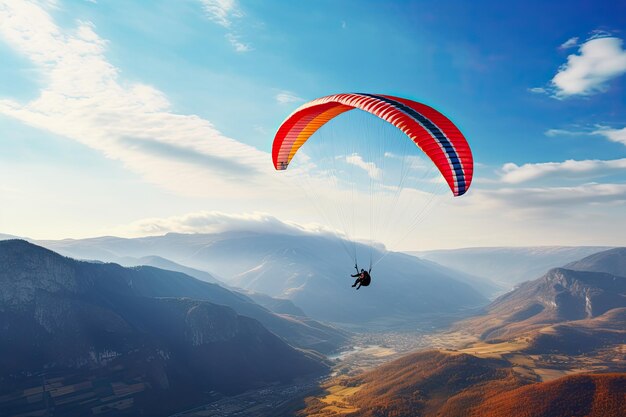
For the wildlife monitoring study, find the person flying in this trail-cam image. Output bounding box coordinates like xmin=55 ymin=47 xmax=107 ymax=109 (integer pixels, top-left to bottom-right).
xmin=351 ymin=265 xmax=371 ymax=290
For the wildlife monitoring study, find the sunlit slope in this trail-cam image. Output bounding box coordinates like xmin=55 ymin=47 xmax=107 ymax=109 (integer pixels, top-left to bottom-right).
xmin=302 ymin=350 xmax=625 ymax=417
xmin=472 ymin=373 xmax=626 ymax=417
xmin=302 ymin=350 xmax=531 ymax=417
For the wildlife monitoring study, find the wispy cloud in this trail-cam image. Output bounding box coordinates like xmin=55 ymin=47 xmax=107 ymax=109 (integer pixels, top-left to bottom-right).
xmin=544 ymin=128 xmax=587 ymax=137
xmin=346 ymin=154 xmax=381 ymax=179
xmin=528 ymin=87 xmax=547 ymax=94
xmin=200 ymin=0 xmax=241 ymax=27
xmin=500 ymin=159 xmax=626 ymax=184
xmin=383 ymin=152 xmax=429 ymax=170
xmin=109 ymin=211 xmax=333 ymax=237
xmin=592 ymin=126 xmax=626 ymax=146
xmin=200 ymin=0 xmax=251 ymax=52
xmin=559 ymin=36 xmax=578 ymax=49
xmin=552 ymin=36 xmax=626 ymax=97
xmin=413 ymin=182 xmax=626 ymax=248
xmin=225 ymin=32 xmax=251 ymax=52
xmin=0 ymin=0 xmax=268 ymax=198
xmin=275 ymin=91 xmax=303 ymax=104
xmin=544 ymin=126 xmax=626 ymax=147
xmin=479 ymin=183 xmax=626 ymax=208
xmin=589 ymin=29 xmax=614 ymax=40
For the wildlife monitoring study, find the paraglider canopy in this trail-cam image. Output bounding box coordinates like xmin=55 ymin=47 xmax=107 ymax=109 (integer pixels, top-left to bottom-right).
xmin=272 ymin=93 xmax=473 ymax=196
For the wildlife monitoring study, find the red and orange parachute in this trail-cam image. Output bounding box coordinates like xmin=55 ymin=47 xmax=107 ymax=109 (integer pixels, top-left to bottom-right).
xmin=272 ymin=93 xmax=473 ymax=196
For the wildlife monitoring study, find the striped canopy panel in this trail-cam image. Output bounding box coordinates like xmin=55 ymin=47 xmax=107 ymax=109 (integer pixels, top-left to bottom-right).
xmin=272 ymin=93 xmax=473 ymax=196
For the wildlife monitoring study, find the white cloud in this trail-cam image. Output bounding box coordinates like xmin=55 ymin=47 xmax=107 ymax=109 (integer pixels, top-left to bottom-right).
xmin=383 ymin=152 xmax=429 ymax=170
xmin=345 ymin=154 xmax=381 ymax=179
xmin=559 ymin=36 xmax=578 ymax=49
xmin=544 ymin=126 xmax=626 ymax=146
xmin=478 ymin=183 xmax=626 ymax=208
xmin=199 ymin=0 xmax=251 ymax=53
xmin=200 ymin=0 xmax=241 ymax=27
xmin=416 ymin=182 xmax=626 ymax=249
xmin=225 ymin=32 xmax=251 ymax=52
xmin=592 ymin=126 xmax=626 ymax=146
xmin=552 ymin=36 xmax=626 ymax=97
xmin=589 ymin=30 xmax=613 ymax=40
xmin=275 ymin=91 xmax=303 ymax=104
xmin=109 ymin=211 xmax=334 ymax=237
xmin=528 ymin=87 xmax=547 ymax=94
xmin=500 ymin=159 xmax=626 ymax=184
xmin=0 ymin=0 xmax=270 ymax=198
xmin=544 ymin=128 xmax=587 ymax=137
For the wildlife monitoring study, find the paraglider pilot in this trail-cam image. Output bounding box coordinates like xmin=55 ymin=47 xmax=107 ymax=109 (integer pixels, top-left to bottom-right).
xmin=351 ymin=264 xmax=371 ymax=290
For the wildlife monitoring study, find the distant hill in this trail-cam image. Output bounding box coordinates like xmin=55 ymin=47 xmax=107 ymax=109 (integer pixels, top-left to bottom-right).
xmin=565 ymin=247 xmax=626 ymax=276
xmin=524 ymin=307 xmax=626 ymax=355
xmin=0 ymin=240 xmax=328 ymax=416
xmin=244 ymin=290 xmax=307 ymax=316
xmin=37 ymin=232 xmax=488 ymax=326
xmin=411 ymin=246 xmax=610 ymax=288
xmin=123 ymin=254 xmax=224 ymax=284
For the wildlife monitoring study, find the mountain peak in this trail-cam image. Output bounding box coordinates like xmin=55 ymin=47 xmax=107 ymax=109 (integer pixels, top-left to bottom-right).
xmin=0 ymin=239 xmax=85 ymax=303
xmin=565 ymin=247 xmax=626 ymax=277
xmin=0 ymin=238 xmax=56 ymax=256
xmin=461 ymin=265 xmax=626 ymax=342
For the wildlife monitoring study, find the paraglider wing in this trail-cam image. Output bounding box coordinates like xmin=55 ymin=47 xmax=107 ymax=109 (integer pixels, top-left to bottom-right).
xmin=272 ymin=93 xmax=473 ymax=196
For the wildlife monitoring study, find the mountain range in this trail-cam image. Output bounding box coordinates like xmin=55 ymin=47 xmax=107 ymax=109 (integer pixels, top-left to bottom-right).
xmin=4 ymin=233 xmax=624 ymax=416
xmin=32 ymin=232 xmax=489 ymax=327
xmin=411 ymin=246 xmax=610 ymax=288
xmin=0 ymin=239 xmax=330 ymax=416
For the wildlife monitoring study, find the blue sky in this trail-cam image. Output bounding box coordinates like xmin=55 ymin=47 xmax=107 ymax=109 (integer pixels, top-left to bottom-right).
xmin=0 ymin=0 xmax=625 ymax=249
